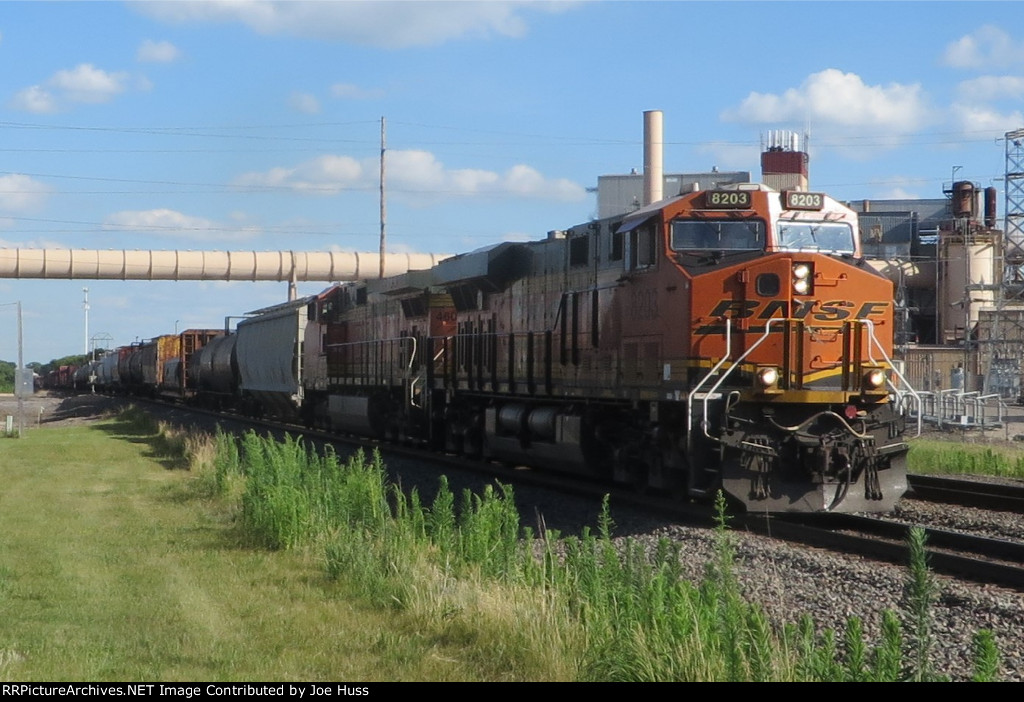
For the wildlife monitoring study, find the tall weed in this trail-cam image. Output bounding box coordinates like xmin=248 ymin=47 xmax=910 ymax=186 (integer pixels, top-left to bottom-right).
xmin=909 ymin=441 xmax=1024 ymax=478
xmin=903 ymin=526 xmax=941 ymax=681
xmin=210 ymin=430 xmax=1001 ymax=682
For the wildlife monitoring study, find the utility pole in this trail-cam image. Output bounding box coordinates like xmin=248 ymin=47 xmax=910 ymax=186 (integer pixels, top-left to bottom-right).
xmin=379 ymin=116 xmax=387 ymax=280
xmin=17 ymin=300 xmax=23 ymax=436
xmin=2 ymin=300 xmax=27 ymax=437
xmin=82 ymin=287 xmax=89 ymax=356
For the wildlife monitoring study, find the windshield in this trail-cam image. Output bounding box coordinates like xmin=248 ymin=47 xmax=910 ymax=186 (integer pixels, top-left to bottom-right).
xmin=670 ymin=220 xmax=765 ymax=252
xmin=777 ymin=222 xmax=855 ymax=254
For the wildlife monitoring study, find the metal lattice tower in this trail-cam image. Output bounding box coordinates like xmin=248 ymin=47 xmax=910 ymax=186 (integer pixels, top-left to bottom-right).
xmin=979 ymin=127 xmax=1024 ymax=400
xmin=1004 ymin=128 xmax=1024 ymax=297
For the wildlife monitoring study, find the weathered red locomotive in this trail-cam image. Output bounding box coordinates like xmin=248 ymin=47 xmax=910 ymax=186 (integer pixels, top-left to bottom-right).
xmin=299 ymin=183 xmax=914 ymax=513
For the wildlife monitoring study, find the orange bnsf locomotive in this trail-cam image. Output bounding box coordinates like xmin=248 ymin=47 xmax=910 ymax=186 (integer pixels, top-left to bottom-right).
xmin=301 ymin=183 xmax=915 ymax=513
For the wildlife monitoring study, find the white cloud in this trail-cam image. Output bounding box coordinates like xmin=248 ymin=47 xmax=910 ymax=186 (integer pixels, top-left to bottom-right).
xmin=949 ymin=74 xmax=1024 ymax=140
xmin=134 ymin=0 xmax=574 ymax=49
xmin=722 ymin=69 xmax=928 ymax=133
xmin=330 ymin=83 xmax=384 ymax=100
xmin=103 ymin=209 xmax=261 ymax=241
xmin=8 ymin=85 xmax=57 ymax=114
xmin=233 ymin=149 xmax=587 ymax=203
xmin=0 ymin=174 xmax=51 ymax=213
xmin=957 ymin=75 xmax=1024 ymax=102
xmin=288 ymin=91 xmax=321 ymax=114
xmin=10 ymin=64 xmax=133 ymax=113
xmin=234 ymin=155 xmax=365 ymax=194
xmin=944 ymin=25 xmax=1024 ymax=69
xmin=49 ymin=64 xmax=129 ymax=104
xmin=950 ymin=102 xmax=1024 ymax=136
xmin=137 ymin=39 xmax=181 ymax=63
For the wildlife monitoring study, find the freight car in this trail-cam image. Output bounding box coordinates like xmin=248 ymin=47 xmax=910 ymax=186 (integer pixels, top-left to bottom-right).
xmin=94 ymin=182 xmax=915 ymax=514
xmin=38 ymin=364 xmax=78 ymax=391
xmin=93 ymin=329 xmax=222 ymax=400
xmin=190 ymin=333 xmax=239 ymax=409
xmin=158 ymin=329 xmax=223 ymax=400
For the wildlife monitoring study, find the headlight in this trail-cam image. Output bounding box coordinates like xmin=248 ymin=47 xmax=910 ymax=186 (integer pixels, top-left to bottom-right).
xmin=757 ymin=366 xmax=780 ymax=387
xmin=864 ymin=368 xmax=887 ymax=390
xmin=792 ymin=262 xmax=812 ymax=295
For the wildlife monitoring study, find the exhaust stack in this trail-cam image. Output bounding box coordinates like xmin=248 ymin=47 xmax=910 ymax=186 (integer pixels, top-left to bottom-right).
xmin=643 ymin=110 xmax=664 ymax=206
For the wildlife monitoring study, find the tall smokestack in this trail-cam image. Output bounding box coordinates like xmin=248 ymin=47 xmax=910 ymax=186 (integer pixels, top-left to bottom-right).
xmin=985 ymin=186 xmax=998 ymax=228
xmin=643 ymin=110 xmax=664 ymax=206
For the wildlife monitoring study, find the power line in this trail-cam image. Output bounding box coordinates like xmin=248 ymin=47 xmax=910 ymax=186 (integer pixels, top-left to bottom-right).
xmin=3 ymin=117 xmax=1015 ymax=151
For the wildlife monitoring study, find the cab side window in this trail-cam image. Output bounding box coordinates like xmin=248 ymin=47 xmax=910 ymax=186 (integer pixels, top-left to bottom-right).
xmin=629 ymin=225 xmax=656 ymax=270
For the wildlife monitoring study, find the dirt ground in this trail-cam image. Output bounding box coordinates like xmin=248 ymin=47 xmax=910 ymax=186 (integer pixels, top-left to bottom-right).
xmin=0 ymin=391 xmax=127 ymax=431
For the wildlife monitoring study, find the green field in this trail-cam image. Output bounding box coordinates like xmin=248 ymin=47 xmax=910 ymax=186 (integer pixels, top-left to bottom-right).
xmin=0 ymin=413 xmax=1003 ymax=682
xmin=0 ymin=418 xmax=511 ymax=681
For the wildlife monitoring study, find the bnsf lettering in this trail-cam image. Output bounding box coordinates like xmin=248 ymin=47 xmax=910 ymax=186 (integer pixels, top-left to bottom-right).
xmin=759 ymin=299 xmax=816 ymax=319
xmin=815 ymin=300 xmax=854 ymax=321
xmin=705 ymin=299 xmax=888 ymax=320
xmin=707 ymin=300 xmax=759 ymax=318
xmin=856 ymin=301 xmax=888 ymax=318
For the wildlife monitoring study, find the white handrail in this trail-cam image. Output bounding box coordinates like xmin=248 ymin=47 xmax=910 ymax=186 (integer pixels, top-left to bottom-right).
xmin=686 ymin=317 xmax=732 ymax=454
xmin=686 ymin=317 xmax=923 ymax=448
xmin=699 ymin=317 xmax=787 ymax=440
xmin=861 ymin=319 xmax=922 ymax=437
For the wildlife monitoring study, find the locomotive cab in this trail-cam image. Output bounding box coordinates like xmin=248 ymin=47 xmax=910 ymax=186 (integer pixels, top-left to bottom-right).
xmin=665 ymin=185 xmax=913 ymax=512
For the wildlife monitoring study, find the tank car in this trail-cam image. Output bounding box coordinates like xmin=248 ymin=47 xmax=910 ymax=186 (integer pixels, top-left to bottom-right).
xmin=191 ymin=333 xmax=239 ymax=409
xmin=73 ymin=363 xmax=95 ymax=392
xmin=302 ymin=183 xmax=915 ymax=513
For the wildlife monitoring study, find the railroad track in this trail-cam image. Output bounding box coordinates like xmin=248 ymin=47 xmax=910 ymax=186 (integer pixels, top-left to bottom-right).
xmin=751 ymin=512 xmax=1024 ymax=592
xmin=121 ymin=396 xmax=1024 ymax=592
xmin=907 ymin=473 xmax=1024 ymax=512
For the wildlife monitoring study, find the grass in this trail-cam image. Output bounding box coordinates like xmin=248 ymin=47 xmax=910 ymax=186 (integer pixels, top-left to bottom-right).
xmin=0 ymin=412 xmax=537 ymax=681
xmin=908 ymin=438 xmax=1024 ymax=478
xmin=0 ymin=407 xmax=1007 ymax=681
xmin=214 ymin=429 xmax=1003 ymax=681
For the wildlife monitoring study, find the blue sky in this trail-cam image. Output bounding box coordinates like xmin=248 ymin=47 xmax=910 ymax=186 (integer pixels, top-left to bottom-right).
xmin=2 ymin=0 xmax=1024 ymax=363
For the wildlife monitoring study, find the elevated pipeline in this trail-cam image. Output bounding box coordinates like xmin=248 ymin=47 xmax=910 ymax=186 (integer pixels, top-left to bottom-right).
xmin=0 ymin=249 xmax=449 ymax=282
